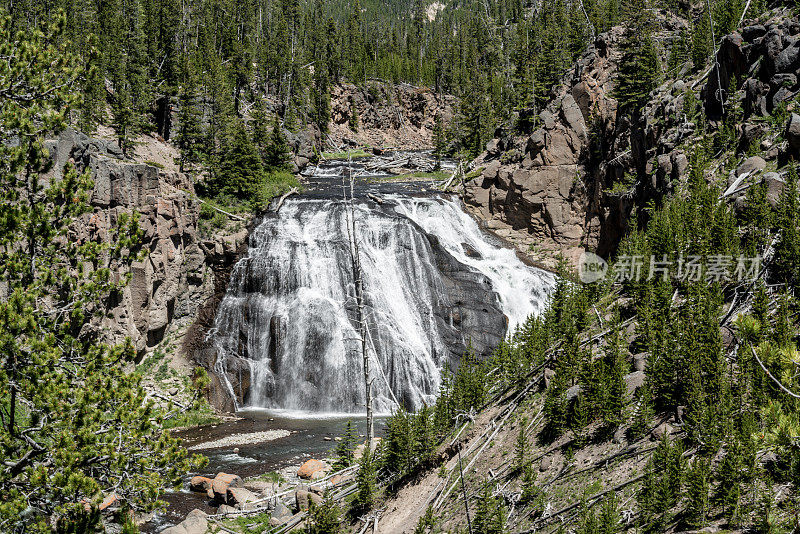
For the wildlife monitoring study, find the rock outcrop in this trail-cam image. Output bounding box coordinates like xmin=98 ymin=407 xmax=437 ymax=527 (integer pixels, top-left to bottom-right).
xmin=328 ymin=82 xmax=455 ymax=149
xmin=464 ymin=10 xmax=799 ymax=265
xmin=45 ymin=129 xmax=211 ymax=355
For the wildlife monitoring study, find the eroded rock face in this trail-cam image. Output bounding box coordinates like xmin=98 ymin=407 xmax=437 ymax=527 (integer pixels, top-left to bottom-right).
xmin=46 ymin=129 xmax=210 ymax=355
xmin=465 ymin=11 xmax=800 ymax=265
xmin=328 ymin=82 xmax=455 ymax=149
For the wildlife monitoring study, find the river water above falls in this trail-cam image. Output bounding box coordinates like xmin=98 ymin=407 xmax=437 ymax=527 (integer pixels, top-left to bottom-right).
xmin=210 ymin=151 xmax=557 ymax=415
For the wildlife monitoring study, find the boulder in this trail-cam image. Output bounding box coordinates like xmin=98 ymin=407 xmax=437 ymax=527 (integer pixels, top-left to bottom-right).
xmin=189 ymin=476 xmax=214 ymax=497
xmin=217 ymin=504 xmax=237 ymax=516
xmin=624 ymin=371 xmax=646 ymax=396
xmin=632 ymin=353 xmax=648 ymax=372
xmin=742 ymin=24 xmax=767 ymax=42
xmin=98 ymin=493 xmax=120 ymax=511
xmin=763 ymin=172 xmax=786 ymax=206
xmin=295 ymin=489 xmax=323 ymax=511
xmin=736 ymin=156 xmax=766 ymax=178
xmin=651 ymin=422 xmax=673 ymax=441
xmin=181 ymin=509 xmax=209 ymax=534
xmin=212 ymin=473 xmax=243 ymax=502
xmin=785 ymin=114 xmax=800 ymax=158
xmin=227 ymin=487 xmax=258 ymax=508
xmin=297 ymin=459 xmax=330 ymax=480
xmin=539 ymin=456 xmax=552 ymax=472
xmin=272 ymin=500 xmax=293 ymax=523
xmin=775 ymin=40 xmax=800 ymax=73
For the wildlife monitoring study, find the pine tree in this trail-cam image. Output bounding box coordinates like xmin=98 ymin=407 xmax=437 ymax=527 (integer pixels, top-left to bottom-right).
xmin=334 ymin=421 xmax=358 ymax=469
xmin=615 ymin=4 xmax=660 ymax=114
xmin=773 ymin=166 xmax=800 ymax=290
xmin=598 ymin=494 xmax=620 ymax=534
xmin=685 ymin=457 xmax=710 ymax=528
xmin=519 ymin=463 xmax=542 ymax=506
xmin=432 ymin=114 xmax=446 ymax=169
xmin=0 ymin=13 xmax=201 ymax=531
xmin=210 ymin=119 xmax=265 ymax=200
xmin=690 ymin=12 xmax=712 ymax=73
xmin=348 ymin=100 xmax=360 ymax=133
xmin=264 ymin=114 xmax=294 ymax=171
xmin=310 ymin=68 xmax=331 ymax=134
xmin=514 ymin=417 xmax=529 ymax=474
xmin=176 ymin=62 xmax=205 ymax=171
xmin=474 ymin=481 xmax=506 ymax=534
xmin=307 ymin=496 xmax=342 ymax=534
xmin=630 ymin=383 xmax=654 ymax=441
xmin=352 ymin=447 xmax=376 ymax=516
xmin=251 ymin=97 xmax=272 ymax=162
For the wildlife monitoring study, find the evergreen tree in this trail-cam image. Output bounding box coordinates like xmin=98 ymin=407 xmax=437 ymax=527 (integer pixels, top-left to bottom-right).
xmin=514 ymin=417 xmax=529 ymax=474
xmin=685 ymin=457 xmax=710 ymax=528
xmin=176 ymin=63 xmax=205 ymax=171
xmin=251 ymin=97 xmax=272 ymax=162
xmin=615 ymin=2 xmax=660 ymax=114
xmin=432 ymin=114 xmax=446 ymax=169
xmin=349 ymin=100 xmax=360 ymax=132
xmin=474 ymin=481 xmax=506 ymax=534
xmin=264 ymin=114 xmax=294 ymax=171
xmin=690 ymin=12 xmax=712 ymax=73
xmin=334 ymin=420 xmax=358 ymax=469
xmin=519 ymin=463 xmax=542 ymax=506
xmin=307 ymin=496 xmax=342 ymax=534
xmin=351 ymin=447 xmax=376 ymax=516
xmin=210 ymin=119 xmax=265 ymax=200
xmin=0 ymin=12 xmax=201 ymax=531
xmin=773 ymin=167 xmax=800 ymax=290
xmin=310 ymin=68 xmax=331 ymax=134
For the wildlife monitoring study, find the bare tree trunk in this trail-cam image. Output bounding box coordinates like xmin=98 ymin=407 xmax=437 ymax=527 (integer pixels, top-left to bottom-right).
xmin=343 ymin=156 xmax=374 ymax=445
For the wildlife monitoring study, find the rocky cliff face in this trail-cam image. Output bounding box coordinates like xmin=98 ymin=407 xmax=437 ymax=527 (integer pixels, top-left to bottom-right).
xmin=327 ymin=82 xmax=455 ymax=149
xmin=46 ymin=129 xmax=219 ymax=356
xmin=464 ymin=10 xmax=799 ymax=265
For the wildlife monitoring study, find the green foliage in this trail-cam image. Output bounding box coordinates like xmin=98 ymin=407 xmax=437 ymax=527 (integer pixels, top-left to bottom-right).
xmin=473 ymin=481 xmax=506 ymax=534
xmin=513 ymin=417 xmax=530 ymax=474
xmin=615 ymin=0 xmax=660 ymax=114
xmin=348 ymin=101 xmax=360 ymax=132
xmin=414 ymin=506 xmax=437 ymax=534
xmin=306 ymin=496 xmax=342 ymax=534
xmin=382 ymin=406 xmax=435 ymax=481
xmin=519 ymin=463 xmax=543 ymax=507
xmin=264 ymin=115 xmax=294 ymax=172
xmin=351 ymin=447 xmax=377 ymax=516
xmin=0 ymin=12 xmax=203 ymax=531
xmin=333 ymin=421 xmax=358 ymax=470
xmin=209 ymin=120 xmax=265 ymax=200
xmin=773 ymin=166 xmax=800 ymax=290
xmin=684 ymin=456 xmax=710 ymax=528
xmin=638 ymin=434 xmax=684 ymax=531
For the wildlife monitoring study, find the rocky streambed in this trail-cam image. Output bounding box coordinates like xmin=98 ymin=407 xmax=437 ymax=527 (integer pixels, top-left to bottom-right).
xmin=144 ymin=412 xmax=383 ymax=532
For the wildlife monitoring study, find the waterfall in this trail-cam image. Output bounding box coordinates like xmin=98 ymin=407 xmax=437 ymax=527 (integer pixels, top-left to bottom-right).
xmin=211 ymin=196 xmax=556 ymax=414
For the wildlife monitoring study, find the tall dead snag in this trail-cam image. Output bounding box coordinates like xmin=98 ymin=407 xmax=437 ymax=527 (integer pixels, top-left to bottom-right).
xmin=342 ymin=155 xmax=374 ymax=445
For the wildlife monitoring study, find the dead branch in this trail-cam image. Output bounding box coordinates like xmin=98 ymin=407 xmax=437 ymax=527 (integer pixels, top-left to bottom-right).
xmin=273 ymin=187 xmax=299 ymax=212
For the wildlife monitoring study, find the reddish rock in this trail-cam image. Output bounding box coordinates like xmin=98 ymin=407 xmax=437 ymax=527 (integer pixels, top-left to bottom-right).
xmin=297 ymin=459 xmax=330 ymax=480
xmin=212 ymin=473 xmax=242 ymax=502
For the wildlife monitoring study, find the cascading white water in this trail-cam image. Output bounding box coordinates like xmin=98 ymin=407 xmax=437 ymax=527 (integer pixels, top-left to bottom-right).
xmin=393 ymin=197 xmax=555 ymax=331
xmin=211 ymin=196 xmax=556 ymax=414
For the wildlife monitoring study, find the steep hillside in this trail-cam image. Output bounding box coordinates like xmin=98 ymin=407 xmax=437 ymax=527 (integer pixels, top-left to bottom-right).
xmin=372 ymin=8 xmax=800 ymax=534
xmin=462 ymin=7 xmax=799 ymax=269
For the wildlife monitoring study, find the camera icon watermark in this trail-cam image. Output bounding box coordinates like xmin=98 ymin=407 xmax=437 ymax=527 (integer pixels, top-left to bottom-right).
xmin=578 ymin=252 xmax=609 ymax=283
